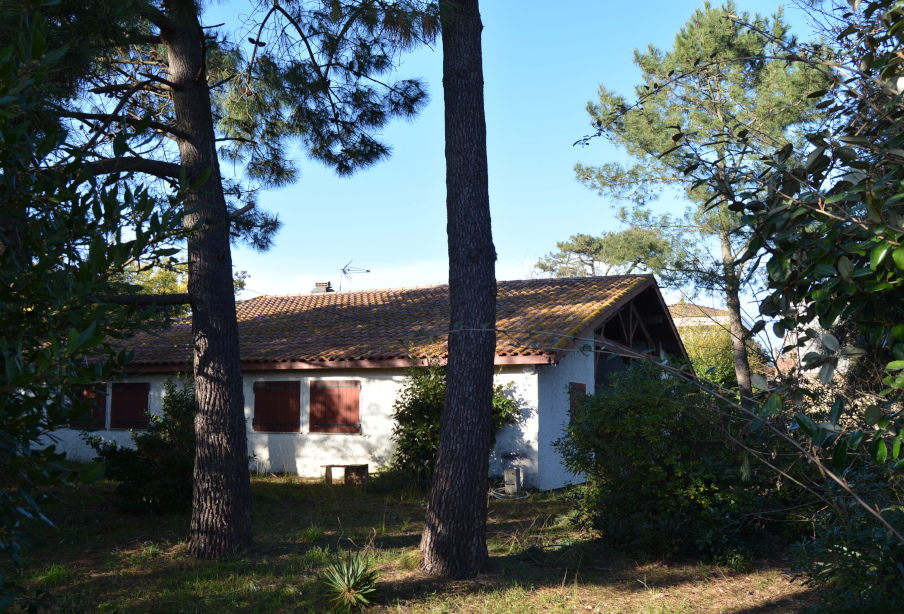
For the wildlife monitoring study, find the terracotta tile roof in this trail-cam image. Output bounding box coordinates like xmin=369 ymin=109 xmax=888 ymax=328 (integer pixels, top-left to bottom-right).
xmin=668 ymin=302 xmax=729 ymax=319
xmin=127 ymin=275 xmax=654 ymax=366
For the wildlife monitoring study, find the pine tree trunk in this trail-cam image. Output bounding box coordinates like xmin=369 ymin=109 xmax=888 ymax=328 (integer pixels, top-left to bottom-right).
xmin=161 ymin=0 xmax=253 ymax=557
xmin=420 ymin=0 xmax=496 ymax=580
xmin=719 ymin=228 xmax=753 ymax=408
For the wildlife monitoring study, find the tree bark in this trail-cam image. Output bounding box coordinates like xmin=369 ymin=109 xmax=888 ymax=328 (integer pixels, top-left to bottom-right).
xmin=719 ymin=227 xmax=753 ymax=408
xmin=160 ymin=0 xmax=253 ymax=557
xmin=420 ymin=0 xmax=496 ymax=580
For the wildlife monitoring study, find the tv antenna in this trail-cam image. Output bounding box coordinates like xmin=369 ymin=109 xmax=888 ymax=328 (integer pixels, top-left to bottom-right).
xmin=339 ymin=260 xmax=370 ymax=291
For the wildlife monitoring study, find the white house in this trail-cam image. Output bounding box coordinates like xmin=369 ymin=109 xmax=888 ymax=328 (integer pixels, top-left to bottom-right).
xmin=50 ymin=275 xmax=688 ymax=490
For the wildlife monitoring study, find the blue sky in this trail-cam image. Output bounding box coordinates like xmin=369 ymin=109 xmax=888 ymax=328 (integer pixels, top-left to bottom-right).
xmin=208 ymin=1 xmax=816 ymax=308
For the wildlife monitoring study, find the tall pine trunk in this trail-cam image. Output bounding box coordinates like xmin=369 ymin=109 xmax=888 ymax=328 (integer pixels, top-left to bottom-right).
xmin=161 ymin=0 xmax=253 ymax=557
xmin=719 ymin=227 xmax=753 ymax=408
xmin=419 ymin=0 xmax=496 ymax=579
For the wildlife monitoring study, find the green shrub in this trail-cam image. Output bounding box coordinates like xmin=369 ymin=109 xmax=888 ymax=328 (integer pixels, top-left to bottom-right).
xmin=553 ymin=361 xmax=773 ymax=558
xmin=789 ymin=471 xmax=904 ymax=612
xmin=86 ymin=376 xmax=195 ymax=513
xmin=389 ymin=364 xmax=520 ymax=479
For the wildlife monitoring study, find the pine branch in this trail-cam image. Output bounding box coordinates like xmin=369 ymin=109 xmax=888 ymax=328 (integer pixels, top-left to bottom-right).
xmin=82 ymin=157 xmax=182 ymax=179
xmin=229 ymin=203 xmax=255 ymax=220
xmin=60 ymin=111 xmax=190 ymax=141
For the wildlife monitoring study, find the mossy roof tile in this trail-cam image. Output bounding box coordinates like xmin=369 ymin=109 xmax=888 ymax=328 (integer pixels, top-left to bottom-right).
xmin=127 ymin=275 xmax=653 ymax=365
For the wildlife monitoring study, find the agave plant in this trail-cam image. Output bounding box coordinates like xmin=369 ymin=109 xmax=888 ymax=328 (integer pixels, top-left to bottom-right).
xmin=321 ymin=551 xmax=379 ymax=613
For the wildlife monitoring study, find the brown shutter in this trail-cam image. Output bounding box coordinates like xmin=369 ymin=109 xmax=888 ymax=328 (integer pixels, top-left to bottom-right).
xmin=252 ymin=381 xmax=300 ymax=432
xmin=110 ymin=383 xmax=150 ymax=430
xmin=568 ymin=382 xmax=586 ymax=423
xmin=310 ymin=381 xmax=360 ymax=433
xmin=73 ymin=384 xmax=107 ymax=430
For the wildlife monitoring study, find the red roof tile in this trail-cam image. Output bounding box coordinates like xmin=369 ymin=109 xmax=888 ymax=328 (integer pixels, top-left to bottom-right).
xmin=128 ymin=275 xmax=654 ymax=366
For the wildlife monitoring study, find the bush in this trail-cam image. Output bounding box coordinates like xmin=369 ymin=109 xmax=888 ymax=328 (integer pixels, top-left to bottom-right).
xmin=679 ymin=325 xmax=768 ymax=391
xmin=87 ymin=376 xmax=195 ymax=513
xmin=788 ymin=468 xmax=904 ymax=613
xmin=389 ymin=364 xmax=520 ymax=479
xmin=553 ymin=361 xmax=774 ymax=558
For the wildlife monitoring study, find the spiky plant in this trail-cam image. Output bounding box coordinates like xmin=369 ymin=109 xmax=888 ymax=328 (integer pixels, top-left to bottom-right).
xmin=321 ymin=551 xmax=378 ymax=613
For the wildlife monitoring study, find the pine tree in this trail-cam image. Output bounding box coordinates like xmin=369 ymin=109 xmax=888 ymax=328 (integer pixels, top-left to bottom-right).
xmin=419 ymin=0 xmax=496 ymax=579
xmin=573 ymin=1 xmax=828 ymax=404
xmin=56 ymin=0 xmax=437 ymax=557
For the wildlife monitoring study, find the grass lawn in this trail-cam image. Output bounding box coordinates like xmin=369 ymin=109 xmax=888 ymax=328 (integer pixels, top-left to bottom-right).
xmin=21 ymin=475 xmax=814 ymax=613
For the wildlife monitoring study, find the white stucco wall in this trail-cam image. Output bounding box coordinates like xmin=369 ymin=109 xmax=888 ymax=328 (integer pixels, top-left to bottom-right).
xmin=536 ymin=348 xmax=594 ymax=490
xmin=244 ymin=369 xmax=405 ymax=476
xmin=41 ymin=375 xmax=170 ymax=461
xmin=47 ymin=367 xmax=553 ymax=486
xmin=489 ymin=366 xmax=540 ymax=487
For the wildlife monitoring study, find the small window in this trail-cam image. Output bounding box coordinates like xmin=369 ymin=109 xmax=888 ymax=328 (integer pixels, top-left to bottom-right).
xmin=310 ymin=381 xmax=360 ymax=433
xmin=568 ymin=382 xmax=586 ymax=422
xmin=110 ymin=383 xmax=150 ymax=430
xmin=253 ymin=381 xmax=300 ymax=432
xmin=72 ymin=384 xmax=107 ymax=430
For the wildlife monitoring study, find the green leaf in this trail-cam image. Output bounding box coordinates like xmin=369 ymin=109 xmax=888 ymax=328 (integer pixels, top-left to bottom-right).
xmin=828 ymin=398 xmax=844 ymax=425
xmin=760 ymin=393 xmax=782 ymax=418
xmin=813 ymin=263 xmax=836 ymax=277
xmin=893 ymin=245 xmax=904 ymax=269
xmin=822 ymin=333 xmax=840 ymax=352
xmin=750 ymin=373 xmax=769 ymax=391
xmin=873 ymin=438 xmax=887 ymax=463
xmin=887 ymin=360 xmax=904 ymax=371
xmin=838 ymin=256 xmax=854 ymax=282
xmin=894 ymin=433 xmax=902 ymax=460
xmin=870 ymin=241 xmax=892 ymax=270
xmin=819 ymin=362 xmax=835 ymax=385
xmin=893 ymin=324 xmax=904 ymax=341
xmin=795 ymin=413 xmax=817 ymax=437
xmin=865 ymin=404 xmax=882 ymax=426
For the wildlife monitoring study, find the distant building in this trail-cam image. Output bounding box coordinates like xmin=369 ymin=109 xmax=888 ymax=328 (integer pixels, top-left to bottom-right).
xmin=667 ymin=301 xmax=730 ymax=330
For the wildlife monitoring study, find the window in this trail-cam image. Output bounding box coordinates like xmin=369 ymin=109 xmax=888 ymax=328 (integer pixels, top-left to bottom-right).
xmin=310 ymin=381 xmax=360 ymax=433
xmin=110 ymin=383 xmax=150 ymax=430
xmin=72 ymin=384 xmax=107 ymax=430
xmin=253 ymin=381 xmax=300 ymax=432
xmin=568 ymin=382 xmax=586 ymax=422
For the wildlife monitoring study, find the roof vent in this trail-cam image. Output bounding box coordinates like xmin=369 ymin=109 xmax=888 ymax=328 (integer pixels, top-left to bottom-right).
xmin=311 ymin=281 xmax=334 ymax=293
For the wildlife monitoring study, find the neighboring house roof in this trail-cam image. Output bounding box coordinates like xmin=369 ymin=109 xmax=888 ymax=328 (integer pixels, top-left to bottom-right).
xmin=129 ymin=275 xmax=675 ymax=369
xmin=668 ymin=303 xmax=729 ymax=320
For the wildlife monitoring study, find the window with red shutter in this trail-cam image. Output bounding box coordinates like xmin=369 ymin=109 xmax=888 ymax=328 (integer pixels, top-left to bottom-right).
xmin=310 ymin=381 xmax=360 ymax=434
xmin=253 ymin=381 xmax=300 ymax=432
xmin=568 ymin=382 xmax=586 ymax=422
xmin=110 ymin=383 xmax=150 ymax=430
xmin=72 ymin=384 xmax=107 ymax=430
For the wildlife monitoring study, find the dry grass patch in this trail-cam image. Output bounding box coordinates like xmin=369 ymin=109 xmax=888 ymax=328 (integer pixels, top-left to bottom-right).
xmin=19 ymin=475 xmax=814 ymax=613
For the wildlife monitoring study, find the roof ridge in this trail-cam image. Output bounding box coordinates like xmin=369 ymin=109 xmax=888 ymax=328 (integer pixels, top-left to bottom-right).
xmin=241 ymin=274 xmax=653 ymax=300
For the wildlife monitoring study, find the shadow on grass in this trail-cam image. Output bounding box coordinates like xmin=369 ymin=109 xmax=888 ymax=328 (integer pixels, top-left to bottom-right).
xmin=25 ymin=476 xmax=814 ymax=613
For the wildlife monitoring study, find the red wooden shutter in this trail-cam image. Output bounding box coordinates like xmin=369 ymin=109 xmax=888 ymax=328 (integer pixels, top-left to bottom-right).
xmin=568 ymin=382 xmax=586 ymax=422
xmin=110 ymin=383 xmax=150 ymax=430
xmin=73 ymin=384 xmax=107 ymax=430
xmin=253 ymin=381 xmax=300 ymax=432
xmin=310 ymin=381 xmax=360 ymax=433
